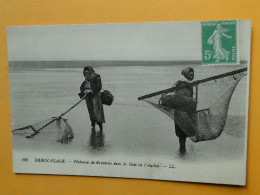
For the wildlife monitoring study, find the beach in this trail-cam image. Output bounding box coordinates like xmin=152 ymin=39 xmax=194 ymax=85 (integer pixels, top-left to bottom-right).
xmin=10 ymin=64 xmax=248 ymax=163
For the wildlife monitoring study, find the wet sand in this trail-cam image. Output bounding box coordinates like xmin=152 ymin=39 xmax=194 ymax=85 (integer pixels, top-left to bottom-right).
xmin=10 ymin=65 xmax=248 ymax=163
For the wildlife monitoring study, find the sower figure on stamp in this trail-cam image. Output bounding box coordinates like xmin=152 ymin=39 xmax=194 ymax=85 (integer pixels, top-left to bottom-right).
xmin=207 ymin=23 xmax=232 ymax=62
xmin=79 ymin=66 xmax=105 ymax=131
xmin=173 ymin=67 xmax=197 ymax=154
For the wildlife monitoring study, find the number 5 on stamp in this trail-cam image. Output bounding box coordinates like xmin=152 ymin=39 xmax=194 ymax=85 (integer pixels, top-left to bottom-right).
xmin=201 ymin=20 xmax=239 ymax=65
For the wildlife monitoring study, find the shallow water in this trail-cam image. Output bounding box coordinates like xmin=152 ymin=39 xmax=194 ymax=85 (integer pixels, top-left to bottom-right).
xmin=10 ymin=64 xmax=248 ymax=162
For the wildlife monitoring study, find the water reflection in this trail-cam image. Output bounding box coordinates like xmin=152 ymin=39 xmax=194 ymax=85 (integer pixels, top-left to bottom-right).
xmin=174 ymin=144 xmax=210 ymax=162
xmin=88 ymin=130 xmax=106 ymax=152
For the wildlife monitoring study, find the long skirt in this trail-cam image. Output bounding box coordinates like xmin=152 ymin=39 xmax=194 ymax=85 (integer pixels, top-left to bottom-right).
xmin=86 ymin=93 xmax=105 ymax=124
xmin=175 ymin=122 xmax=187 ymax=138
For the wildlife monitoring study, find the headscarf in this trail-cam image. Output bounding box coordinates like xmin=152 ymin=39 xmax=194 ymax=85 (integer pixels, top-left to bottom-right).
xmin=181 ymin=67 xmax=194 ymax=81
xmin=83 ymin=66 xmax=98 ymax=81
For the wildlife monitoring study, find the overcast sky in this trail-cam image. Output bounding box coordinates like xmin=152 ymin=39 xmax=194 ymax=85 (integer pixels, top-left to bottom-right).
xmin=7 ymin=21 xmax=250 ymax=61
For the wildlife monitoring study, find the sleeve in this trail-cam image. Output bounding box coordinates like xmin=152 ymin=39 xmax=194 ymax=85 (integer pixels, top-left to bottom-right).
xmin=80 ymin=81 xmax=85 ymax=93
xmin=91 ymin=75 xmax=102 ymax=94
xmin=78 ymin=81 xmax=86 ymax=98
xmin=173 ymin=80 xmax=180 ymax=88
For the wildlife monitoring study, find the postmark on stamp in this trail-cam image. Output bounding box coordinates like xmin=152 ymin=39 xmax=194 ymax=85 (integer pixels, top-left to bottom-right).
xmin=201 ymin=20 xmax=238 ymax=65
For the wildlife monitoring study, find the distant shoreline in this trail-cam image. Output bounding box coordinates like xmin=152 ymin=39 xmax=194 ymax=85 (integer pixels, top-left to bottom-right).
xmin=8 ymin=60 xmax=248 ymax=71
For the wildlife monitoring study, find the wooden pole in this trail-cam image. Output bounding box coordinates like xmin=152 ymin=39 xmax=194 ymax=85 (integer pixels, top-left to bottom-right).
xmin=138 ymin=67 xmax=247 ymax=100
xmin=26 ymin=94 xmax=87 ymax=138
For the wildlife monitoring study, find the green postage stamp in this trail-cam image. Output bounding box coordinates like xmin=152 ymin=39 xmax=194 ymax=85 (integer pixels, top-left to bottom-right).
xmin=201 ymin=20 xmax=239 ymax=65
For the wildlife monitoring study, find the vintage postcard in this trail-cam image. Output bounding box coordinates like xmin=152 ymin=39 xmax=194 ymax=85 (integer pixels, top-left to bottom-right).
xmin=8 ymin=20 xmax=251 ymax=185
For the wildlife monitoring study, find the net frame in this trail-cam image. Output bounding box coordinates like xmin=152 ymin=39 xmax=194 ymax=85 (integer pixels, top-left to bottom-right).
xmin=12 ymin=94 xmax=86 ymax=139
xmin=138 ymin=68 xmax=247 ymax=142
xmin=12 ymin=117 xmax=74 ymax=142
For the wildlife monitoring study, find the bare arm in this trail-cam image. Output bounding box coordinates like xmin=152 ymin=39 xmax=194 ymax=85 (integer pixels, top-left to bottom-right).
xmin=207 ymin=30 xmax=217 ymax=43
xmin=222 ymin=33 xmax=232 ymax=38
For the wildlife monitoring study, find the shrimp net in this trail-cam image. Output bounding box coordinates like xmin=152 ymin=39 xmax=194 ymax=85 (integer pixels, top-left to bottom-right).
xmin=12 ymin=117 xmax=74 ymax=142
xmin=142 ymin=70 xmax=246 ymax=142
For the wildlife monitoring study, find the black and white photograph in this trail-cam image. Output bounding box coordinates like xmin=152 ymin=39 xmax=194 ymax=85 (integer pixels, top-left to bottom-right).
xmin=8 ymin=20 xmax=251 ymax=185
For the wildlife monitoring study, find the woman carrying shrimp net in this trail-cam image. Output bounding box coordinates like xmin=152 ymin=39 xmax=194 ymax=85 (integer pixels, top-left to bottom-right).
xmin=174 ymin=67 xmax=196 ymax=153
xmin=78 ymin=66 xmax=105 ymax=132
xmin=160 ymin=67 xmax=197 ymax=154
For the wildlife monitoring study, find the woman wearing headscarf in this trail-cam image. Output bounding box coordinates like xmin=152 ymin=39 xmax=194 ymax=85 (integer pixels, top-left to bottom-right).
xmin=173 ymin=67 xmax=196 ymax=153
xmin=79 ymin=66 xmax=105 ymax=131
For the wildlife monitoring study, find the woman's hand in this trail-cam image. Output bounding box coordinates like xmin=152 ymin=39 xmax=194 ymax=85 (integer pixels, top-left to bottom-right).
xmin=223 ymin=33 xmax=232 ymax=39
xmin=84 ymin=89 xmax=92 ymax=94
